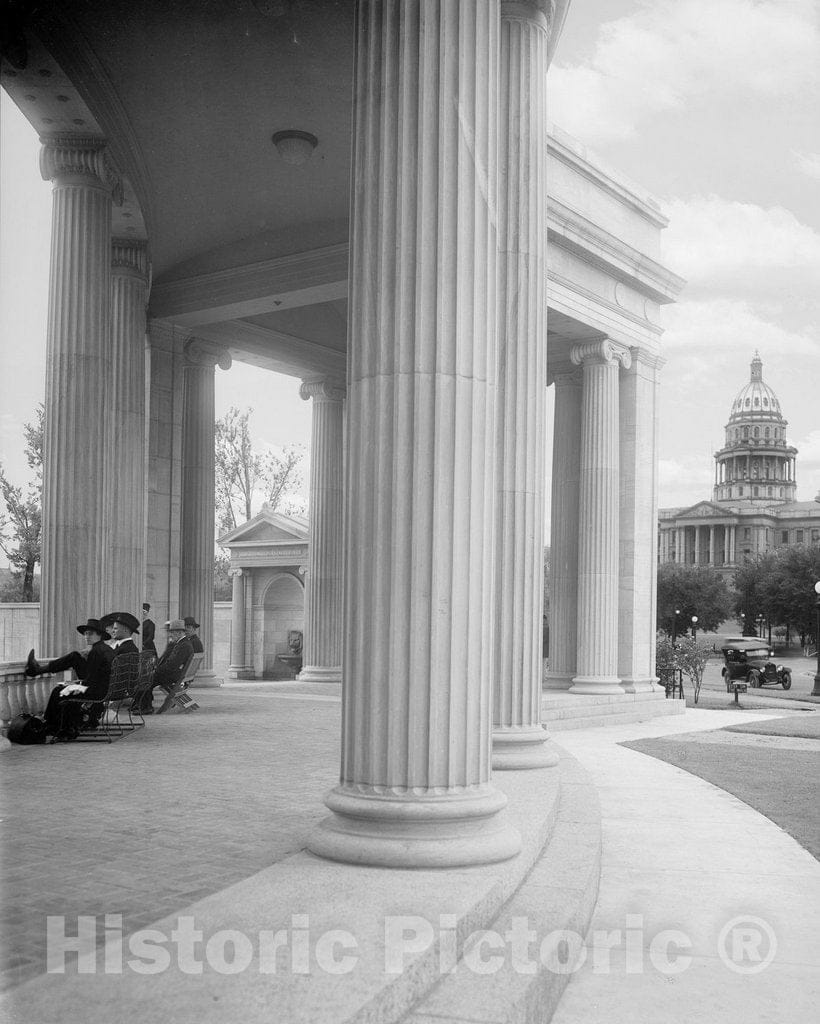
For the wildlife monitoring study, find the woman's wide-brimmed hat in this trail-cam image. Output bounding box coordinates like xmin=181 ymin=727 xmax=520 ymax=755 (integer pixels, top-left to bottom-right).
xmin=76 ymin=618 xmax=104 ymax=636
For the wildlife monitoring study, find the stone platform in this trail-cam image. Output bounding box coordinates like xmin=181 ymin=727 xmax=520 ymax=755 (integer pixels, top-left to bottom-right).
xmin=542 ymin=689 xmax=685 ymax=731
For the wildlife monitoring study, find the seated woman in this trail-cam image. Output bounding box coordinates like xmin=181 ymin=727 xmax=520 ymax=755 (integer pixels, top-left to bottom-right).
xmin=25 ymin=618 xmax=115 ymax=738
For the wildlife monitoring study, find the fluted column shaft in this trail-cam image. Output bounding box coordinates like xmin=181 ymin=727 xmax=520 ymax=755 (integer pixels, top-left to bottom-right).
xmin=298 ymin=379 xmax=345 ymax=684
xmin=39 ymin=136 xmax=114 ymax=653
xmin=228 ymin=568 xmax=251 ymax=674
xmin=180 ymin=340 xmax=231 ymax=673
xmin=309 ymin=0 xmax=519 ymax=869
xmin=570 ymin=340 xmax=630 ymax=694
xmin=103 ymin=240 xmax=149 ymax=617
xmin=491 ymin=0 xmax=556 ymax=769
xmin=618 ymin=349 xmax=662 ymax=692
xmin=544 ymin=370 xmax=582 ymax=690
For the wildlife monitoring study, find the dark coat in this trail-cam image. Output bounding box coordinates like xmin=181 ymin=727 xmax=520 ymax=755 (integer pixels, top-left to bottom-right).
xmin=142 ymin=617 xmax=156 ymax=653
xmin=154 ymin=636 xmax=195 ymax=688
xmin=112 ymin=638 xmax=140 ymax=660
xmin=189 ymin=634 xmax=204 ymax=654
xmin=67 ymin=640 xmax=115 ymax=701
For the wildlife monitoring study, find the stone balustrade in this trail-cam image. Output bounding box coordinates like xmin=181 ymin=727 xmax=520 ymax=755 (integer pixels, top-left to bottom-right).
xmin=0 ymin=661 xmax=68 ymax=736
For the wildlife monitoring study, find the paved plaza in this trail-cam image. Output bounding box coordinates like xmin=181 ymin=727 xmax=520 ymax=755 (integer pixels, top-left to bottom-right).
xmin=2 ymin=686 xmax=818 ymax=1023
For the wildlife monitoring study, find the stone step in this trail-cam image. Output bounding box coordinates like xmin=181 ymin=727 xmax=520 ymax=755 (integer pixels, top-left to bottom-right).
xmin=541 ymin=691 xmax=685 ymax=731
xmin=402 ymin=752 xmax=602 ymax=1024
xmin=544 ymin=704 xmax=685 ymax=732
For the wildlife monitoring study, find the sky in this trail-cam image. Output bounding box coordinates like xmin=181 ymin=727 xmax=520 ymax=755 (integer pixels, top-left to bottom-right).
xmin=1 ymin=0 xmax=819 ymax=528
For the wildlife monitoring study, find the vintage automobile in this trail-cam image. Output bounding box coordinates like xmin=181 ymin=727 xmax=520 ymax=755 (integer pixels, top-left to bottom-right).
xmin=721 ymin=640 xmax=792 ymax=691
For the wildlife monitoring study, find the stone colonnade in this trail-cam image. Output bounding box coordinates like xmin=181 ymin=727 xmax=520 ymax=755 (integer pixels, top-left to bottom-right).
xmin=659 ymin=523 xmax=738 ymax=567
xmin=38 ymin=128 xmax=231 ymax=657
xmin=546 ymin=343 xmax=663 ymax=695
xmin=35 ymin=0 xmax=664 ymax=871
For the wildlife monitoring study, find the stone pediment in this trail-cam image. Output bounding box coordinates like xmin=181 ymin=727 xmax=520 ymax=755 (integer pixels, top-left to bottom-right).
xmin=677 ymin=501 xmax=727 ymax=520
xmin=218 ymin=508 xmax=309 ymax=548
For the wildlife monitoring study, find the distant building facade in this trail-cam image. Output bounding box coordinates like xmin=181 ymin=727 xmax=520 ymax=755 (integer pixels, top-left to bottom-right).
xmin=659 ymin=353 xmax=820 ymax=577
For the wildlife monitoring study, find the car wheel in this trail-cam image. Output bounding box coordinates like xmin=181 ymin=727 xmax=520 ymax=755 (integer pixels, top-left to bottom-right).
xmin=781 ymin=673 xmax=792 ymax=691
xmin=747 ymin=671 xmax=760 ymax=687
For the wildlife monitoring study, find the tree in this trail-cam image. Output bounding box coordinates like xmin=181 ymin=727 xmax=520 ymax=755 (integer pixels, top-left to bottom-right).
xmin=214 ymin=407 xmax=306 ymax=533
xmin=656 ymin=563 xmax=733 ymax=636
xmin=0 ymin=405 xmax=43 ymax=602
xmin=673 ymin=634 xmax=714 ymax=704
xmin=737 ymin=546 xmax=820 ymax=643
xmin=213 ymin=550 xmax=233 ymax=601
xmin=732 ymin=554 xmax=777 ymax=635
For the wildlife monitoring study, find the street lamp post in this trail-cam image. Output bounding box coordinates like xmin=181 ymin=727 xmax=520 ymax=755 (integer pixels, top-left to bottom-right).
xmin=672 ymin=608 xmax=681 ymax=646
xmin=691 ymin=615 xmax=698 ymax=642
xmin=740 ymin=611 xmax=746 ymax=635
xmin=812 ymin=582 xmax=820 ymax=698
xmin=756 ymin=614 xmax=765 ymax=639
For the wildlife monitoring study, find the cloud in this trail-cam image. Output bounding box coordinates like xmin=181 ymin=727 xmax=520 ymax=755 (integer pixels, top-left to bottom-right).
xmin=549 ymin=0 xmax=820 ymax=143
xmin=661 ymin=299 xmax=820 ymax=365
xmin=795 ymin=430 xmax=820 ymax=496
xmin=660 ymin=196 xmax=820 ymax=296
xmin=792 ymin=151 xmax=820 ymax=180
xmin=659 ymin=457 xmax=714 ymax=509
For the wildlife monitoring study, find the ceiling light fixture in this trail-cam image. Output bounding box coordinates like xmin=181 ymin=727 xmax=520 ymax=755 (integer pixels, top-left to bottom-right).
xmin=271 ymin=129 xmax=318 ymax=166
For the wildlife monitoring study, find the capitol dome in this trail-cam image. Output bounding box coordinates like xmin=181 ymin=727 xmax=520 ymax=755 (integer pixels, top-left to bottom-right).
xmin=727 ymin=352 xmax=783 ymax=423
xmin=713 ymin=352 xmax=797 ymax=506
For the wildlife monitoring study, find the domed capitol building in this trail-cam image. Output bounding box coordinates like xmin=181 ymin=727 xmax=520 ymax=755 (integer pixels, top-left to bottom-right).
xmin=658 ymin=352 xmax=820 ymax=576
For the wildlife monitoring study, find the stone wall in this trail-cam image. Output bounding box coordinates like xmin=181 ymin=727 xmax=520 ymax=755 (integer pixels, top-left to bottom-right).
xmin=0 ymin=603 xmax=234 ymax=677
xmin=0 ymin=604 xmax=40 ymax=662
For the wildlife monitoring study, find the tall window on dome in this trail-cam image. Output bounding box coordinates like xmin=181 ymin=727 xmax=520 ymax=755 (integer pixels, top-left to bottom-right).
xmin=739 ymin=487 xmax=744 ymax=496
xmin=763 ymin=398 xmax=768 ymax=407
xmin=753 ymin=486 xmax=759 ymax=496
xmin=743 ymin=426 xmax=749 ymax=439
xmin=764 ymin=427 xmax=770 ymax=438
xmin=754 ymin=397 xmax=760 ymax=407
xmin=754 ymin=427 xmax=759 ymax=438
xmin=780 ymin=488 xmax=784 ymax=498
xmin=767 ymin=487 xmax=773 ymax=496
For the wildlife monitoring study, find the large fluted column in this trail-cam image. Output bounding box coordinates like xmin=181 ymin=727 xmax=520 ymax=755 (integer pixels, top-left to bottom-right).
xmin=570 ymin=340 xmax=631 ymax=694
xmin=309 ymin=0 xmax=519 ymax=869
xmin=180 ymin=339 xmax=231 ymax=675
xmin=39 ymin=136 xmax=115 ymax=653
xmin=228 ymin=568 xmax=253 ymax=677
xmin=103 ymin=239 xmax=149 ymax=617
xmin=491 ymin=0 xmax=556 ymax=769
xmin=298 ymin=378 xmax=345 ymax=684
xmin=618 ymin=349 xmax=663 ymax=692
xmin=544 ymin=369 xmax=583 ymax=690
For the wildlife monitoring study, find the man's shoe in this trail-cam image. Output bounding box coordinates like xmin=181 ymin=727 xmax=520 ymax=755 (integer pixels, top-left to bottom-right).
xmin=24 ymin=649 xmax=42 ymax=677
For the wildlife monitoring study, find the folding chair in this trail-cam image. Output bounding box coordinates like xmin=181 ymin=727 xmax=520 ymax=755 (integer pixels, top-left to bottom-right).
xmin=156 ymin=651 xmax=204 ymax=714
xmin=56 ymin=652 xmax=142 ymax=743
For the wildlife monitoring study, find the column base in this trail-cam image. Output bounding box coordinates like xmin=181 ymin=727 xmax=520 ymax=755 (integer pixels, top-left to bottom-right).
xmin=492 ymin=726 xmax=560 ymax=770
xmin=190 ymin=670 xmax=223 ymax=689
xmin=297 ymin=665 xmax=342 ymax=684
xmin=542 ymin=671 xmax=573 ymax=691
xmin=227 ymin=667 xmax=256 ymax=679
xmin=308 ymin=784 xmax=521 ymax=868
xmin=569 ymin=675 xmax=623 ymax=695
xmin=620 ymin=676 xmax=660 ymax=694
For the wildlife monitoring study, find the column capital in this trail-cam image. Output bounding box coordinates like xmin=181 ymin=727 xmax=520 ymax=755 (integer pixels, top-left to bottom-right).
xmin=501 ymin=0 xmax=553 ymax=30
xmin=39 ymin=134 xmax=121 ymax=196
xmin=229 ymin=567 xmax=244 ymax=579
xmin=627 ymin=345 xmax=666 ymax=372
xmin=300 ymin=377 xmax=346 ymax=403
xmin=111 ymin=238 xmax=149 ymax=281
xmin=571 ymin=339 xmax=632 ymax=370
xmin=184 ymin=338 xmax=232 ymax=372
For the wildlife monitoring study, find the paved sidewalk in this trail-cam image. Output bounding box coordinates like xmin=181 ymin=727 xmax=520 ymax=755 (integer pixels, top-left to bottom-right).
xmin=0 ymin=690 xmax=340 ymax=991
xmin=551 ymin=710 xmax=820 ymax=1024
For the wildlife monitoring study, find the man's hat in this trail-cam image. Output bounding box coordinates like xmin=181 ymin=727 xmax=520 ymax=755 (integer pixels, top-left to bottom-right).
xmin=142 ymin=602 xmax=150 ymax=612
xmin=165 ymin=619 xmax=186 ymax=631
xmin=183 ymin=616 xmax=200 ymax=629
xmin=100 ymin=611 xmax=141 ymax=634
xmin=76 ymin=618 xmax=104 ymax=636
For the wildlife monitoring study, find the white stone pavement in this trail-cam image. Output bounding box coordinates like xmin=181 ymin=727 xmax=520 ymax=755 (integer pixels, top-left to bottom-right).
xmin=551 ymin=709 xmax=820 ymax=1024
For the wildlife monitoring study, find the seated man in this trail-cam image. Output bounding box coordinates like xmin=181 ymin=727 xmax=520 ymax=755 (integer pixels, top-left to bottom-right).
xmin=183 ymin=616 xmax=204 ymax=654
xmin=132 ymin=619 xmax=194 ymax=715
xmin=25 ymin=618 xmax=115 ymax=737
xmin=99 ymin=611 xmax=141 ymax=655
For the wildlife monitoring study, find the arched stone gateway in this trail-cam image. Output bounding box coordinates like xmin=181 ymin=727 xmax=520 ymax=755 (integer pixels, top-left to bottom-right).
xmin=260 ymin=573 xmax=305 ymax=679
xmin=4 ymin=0 xmax=684 ymax=879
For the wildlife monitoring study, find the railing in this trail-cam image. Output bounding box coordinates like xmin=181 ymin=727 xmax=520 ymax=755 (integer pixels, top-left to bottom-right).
xmin=0 ymin=661 xmax=69 ymax=736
